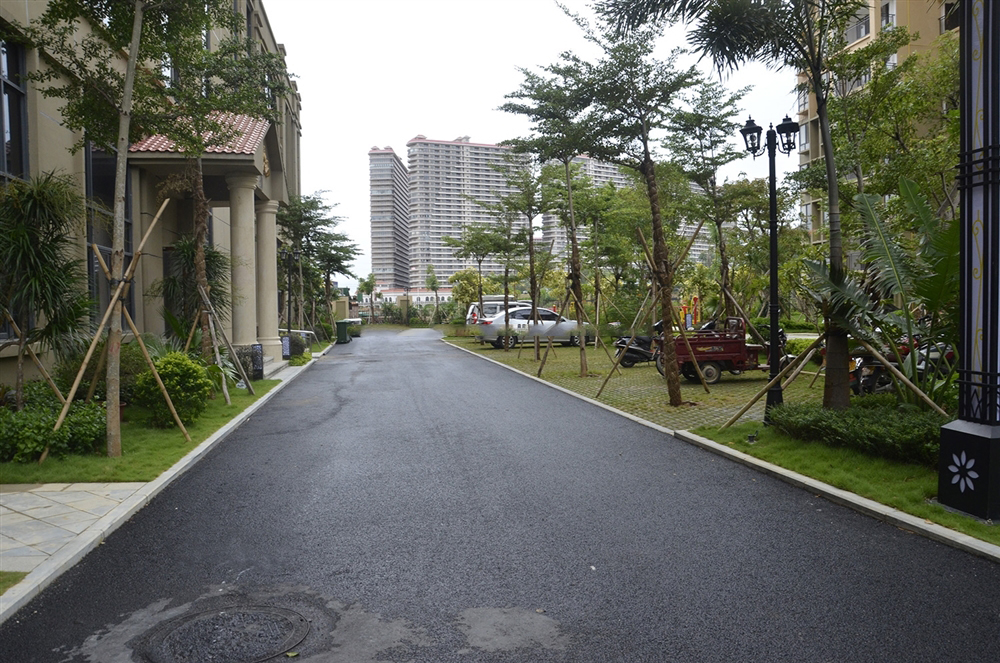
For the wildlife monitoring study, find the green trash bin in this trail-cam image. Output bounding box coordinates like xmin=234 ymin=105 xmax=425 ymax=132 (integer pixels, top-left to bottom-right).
xmin=336 ymin=320 xmax=351 ymax=344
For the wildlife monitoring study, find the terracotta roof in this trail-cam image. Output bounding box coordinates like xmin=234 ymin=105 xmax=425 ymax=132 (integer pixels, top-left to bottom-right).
xmin=129 ymin=113 xmax=270 ymax=155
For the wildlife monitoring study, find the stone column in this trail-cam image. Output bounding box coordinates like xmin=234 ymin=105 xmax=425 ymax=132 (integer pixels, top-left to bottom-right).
xmin=255 ymin=200 xmax=282 ymax=362
xmin=227 ymin=175 xmax=259 ymax=347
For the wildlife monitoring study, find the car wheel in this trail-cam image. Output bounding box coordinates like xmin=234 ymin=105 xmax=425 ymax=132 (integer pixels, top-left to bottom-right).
xmin=699 ymin=361 xmax=722 ymax=385
xmin=497 ymin=335 xmax=518 ymax=349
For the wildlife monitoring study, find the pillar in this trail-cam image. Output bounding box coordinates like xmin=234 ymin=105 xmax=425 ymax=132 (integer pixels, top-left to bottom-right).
xmin=939 ymin=0 xmax=1000 ymax=519
xmin=255 ymin=200 xmax=282 ymax=362
xmin=227 ymin=175 xmax=259 ymax=347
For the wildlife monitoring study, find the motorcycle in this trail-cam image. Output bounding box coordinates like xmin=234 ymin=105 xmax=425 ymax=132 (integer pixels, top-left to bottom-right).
xmin=614 ymin=320 xmax=664 ymax=368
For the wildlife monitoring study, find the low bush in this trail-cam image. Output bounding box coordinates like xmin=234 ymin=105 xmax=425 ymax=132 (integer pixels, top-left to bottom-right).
xmin=347 ymin=324 xmax=361 ymax=337
xmin=54 ymin=340 xmax=148 ymax=403
xmin=768 ymin=398 xmax=948 ymax=467
xmin=286 ymin=333 xmax=307 ymax=357
xmin=133 ymin=352 xmax=213 ymax=427
xmin=750 ymin=317 xmax=821 ymax=333
xmin=785 ymin=338 xmax=824 ymax=363
xmin=0 ymin=381 xmax=105 ymax=462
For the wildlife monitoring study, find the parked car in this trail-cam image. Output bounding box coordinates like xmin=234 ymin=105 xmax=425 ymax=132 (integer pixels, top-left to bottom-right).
xmin=477 ymin=306 xmax=578 ymax=348
xmin=465 ymin=300 xmax=531 ymax=324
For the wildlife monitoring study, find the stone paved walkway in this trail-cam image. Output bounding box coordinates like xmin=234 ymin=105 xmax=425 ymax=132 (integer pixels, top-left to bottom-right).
xmin=0 ymin=484 xmax=146 ymax=573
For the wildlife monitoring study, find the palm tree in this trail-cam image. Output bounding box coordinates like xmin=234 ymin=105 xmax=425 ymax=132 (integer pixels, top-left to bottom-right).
xmin=0 ymin=173 xmax=92 ymax=410
xmin=425 ymin=266 xmax=440 ymax=324
xmin=597 ymin=0 xmax=866 ymax=409
xmin=358 ymin=273 xmax=378 ymax=324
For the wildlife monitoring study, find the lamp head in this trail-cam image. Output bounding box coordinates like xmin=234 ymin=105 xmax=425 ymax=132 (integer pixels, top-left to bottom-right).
xmin=775 ymin=115 xmax=799 ymax=154
xmin=740 ymin=117 xmax=763 ymax=154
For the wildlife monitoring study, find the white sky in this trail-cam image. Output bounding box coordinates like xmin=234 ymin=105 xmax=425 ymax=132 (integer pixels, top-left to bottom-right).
xmin=263 ymin=0 xmax=800 ymax=291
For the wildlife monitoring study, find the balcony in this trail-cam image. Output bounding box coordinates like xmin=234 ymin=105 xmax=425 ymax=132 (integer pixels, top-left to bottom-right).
xmin=845 ymin=14 xmax=871 ymax=43
xmin=881 ymin=13 xmax=895 ymax=28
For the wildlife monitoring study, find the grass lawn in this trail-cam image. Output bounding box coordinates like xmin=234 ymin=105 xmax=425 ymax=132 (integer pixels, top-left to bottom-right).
xmin=0 ymin=571 xmax=27 ymax=595
xmin=447 ymin=334 xmax=998 ymax=548
xmin=0 ymin=380 xmax=279 ymax=485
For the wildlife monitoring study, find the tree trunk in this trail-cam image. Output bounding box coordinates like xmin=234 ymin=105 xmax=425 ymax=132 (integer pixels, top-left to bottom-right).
xmin=641 ymin=157 xmax=682 ymax=406
xmin=817 ymin=98 xmax=850 ymax=411
xmin=106 ymin=0 xmax=146 ymax=457
xmin=563 ymin=160 xmax=588 ymax=377
xmin=192 ymin=158 xmax=213 ymax=361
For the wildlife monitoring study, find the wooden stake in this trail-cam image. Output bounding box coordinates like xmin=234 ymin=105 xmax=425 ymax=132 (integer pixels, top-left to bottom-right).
xmin=198 ymin=285 xmax=254 ymax=395
xmin=856 ymin=339 xmax=948 ymax=416
xmin=91 ymin=243 xmax=191 ymax=441
xmin=206 ymin=311 xmax=231 ymax=405
xmin=720 ymin=334 xmax=827 ymax=430
xmin=85 ymin=341 xmax=108 ymax=404
xmin=3 ymin=312 xmax=65 ymax=404
xmin=671 ymin=302 xmax=710 ymax=393
xmin=782 ymin=347 xmax=818 ymax=389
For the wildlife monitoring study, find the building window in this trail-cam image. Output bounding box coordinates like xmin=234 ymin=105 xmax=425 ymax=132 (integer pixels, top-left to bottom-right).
xmin=1 ymin=39 xmax=28 ymax=182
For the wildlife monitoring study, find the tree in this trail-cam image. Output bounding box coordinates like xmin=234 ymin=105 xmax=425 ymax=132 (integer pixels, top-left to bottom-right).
xmin=665 ymin=80 xmax=747 ymax=315
xmin=425 ymin=266 xmax=440 ymax=324
xmin=0 ymin=173 xmax=91 ymax=411
xmin=357 ymin=273 xmax=378 ymax=324
xmin=566 ymin=18 xmax=698 ymax=404
xmin=598 ymin=0 xmax=867 ymax=410
xmin=501 ymin=51 xmax=600 ymax=375
xmin=444 ymin=224 xmax=498 ymax=332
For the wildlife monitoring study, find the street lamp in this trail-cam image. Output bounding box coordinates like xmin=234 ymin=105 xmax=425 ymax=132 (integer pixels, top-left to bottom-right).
xmin=740 ymin=115 xmax=799 ymax=419
xmin=279 ymin=246 xmax=301 ymax=340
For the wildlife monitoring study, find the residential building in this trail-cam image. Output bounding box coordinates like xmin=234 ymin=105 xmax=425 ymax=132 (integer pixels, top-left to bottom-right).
xmin=405 ymin=135 xmax=525 ymax=291
xmin=368 ymin=146 xmax=410 ymax=290
xmin=797 ymin=0 xmax=952 ymax=245
xmin=1 ymin=0 xmax=301 ymax=384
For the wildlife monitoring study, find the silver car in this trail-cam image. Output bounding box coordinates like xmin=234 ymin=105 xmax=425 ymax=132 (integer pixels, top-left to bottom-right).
xmin=477 ymin=306 xmax=579 ymax=348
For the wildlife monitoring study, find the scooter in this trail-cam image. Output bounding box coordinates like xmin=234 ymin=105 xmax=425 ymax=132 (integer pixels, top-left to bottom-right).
xmin=614 ymin=320 xmax=664 ymax=368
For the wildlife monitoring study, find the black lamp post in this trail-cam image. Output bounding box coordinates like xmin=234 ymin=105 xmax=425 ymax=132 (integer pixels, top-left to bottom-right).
xmin=740 ymin=115 xmax=799 ymax=419
xmin=280 ymin=247 xmax=301 ymax=338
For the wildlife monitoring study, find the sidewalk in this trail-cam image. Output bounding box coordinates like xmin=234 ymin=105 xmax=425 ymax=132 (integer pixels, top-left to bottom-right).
xmin=0 ymin=349 xmax=328 ymax=624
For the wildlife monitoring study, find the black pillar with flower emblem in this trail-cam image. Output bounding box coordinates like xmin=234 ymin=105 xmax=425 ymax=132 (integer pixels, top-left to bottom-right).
xmin=938 ymin=0 xmax=1000 ymax=520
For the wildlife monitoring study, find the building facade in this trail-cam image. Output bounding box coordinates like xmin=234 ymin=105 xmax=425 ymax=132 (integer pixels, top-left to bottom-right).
xmin=797 ymin=0 xmax=954 ymax=243
xmin=368 ymin=146 xmax=410 ymax=290
xmin=405 ymin=135 xmax=524 ymax=290
xmin=1 ymin=0 xmax=301 ymax=383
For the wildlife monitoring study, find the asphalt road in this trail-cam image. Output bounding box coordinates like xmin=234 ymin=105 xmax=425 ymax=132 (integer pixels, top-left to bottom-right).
xmin=2 ymin=328 xmax=999 ymax=662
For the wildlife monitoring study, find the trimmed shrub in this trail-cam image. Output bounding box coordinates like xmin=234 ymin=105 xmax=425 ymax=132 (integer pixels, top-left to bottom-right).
xmin=785 ymin=338 xmax=823 ymax=364
xmin=286 ymin=333 xmax=307 ymax=357
xmin=134 ymin=352 xmax=213 ymax=427
xmin=0 ymin=381 xmax=105 ymax=462
xmin=769 ymin=400 xmax=948 ymax=467
xmin=53 ymin=340 xmax=148 ymax=402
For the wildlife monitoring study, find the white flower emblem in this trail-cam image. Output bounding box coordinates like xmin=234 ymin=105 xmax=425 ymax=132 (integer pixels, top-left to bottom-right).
xmin=948 ymin=451 xmax=979 ymax=493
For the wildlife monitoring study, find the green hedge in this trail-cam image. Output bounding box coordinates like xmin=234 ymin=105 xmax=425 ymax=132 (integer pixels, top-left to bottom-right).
xmin=750 ymin=317 xmax=821 ymax=333
xmin=0 ymin=381 xmax=105 ymax=462
xmin=768 ymin=397 xmax=948 ymax=467
xmin=133 ymin=352 xmax=213 ymax=427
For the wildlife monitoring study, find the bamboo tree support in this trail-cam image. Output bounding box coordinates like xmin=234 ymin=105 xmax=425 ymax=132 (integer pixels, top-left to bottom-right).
xmin=722 ymin=286 xmax=769 ymax=347
xmin=595 ymin=287 xmax=657 ymax=399
xmin=50 ymin=198 xmax=170 ymax=434
xmin=720 ymin=334 xmax=827 ymax=430
xmin=569 ymin=288 xmax=619 ymax=372
xmin=3 ymin=313 xmax=65 ymax=404
xmin=205 ymin=310 xmax=231 ymax=405
xmin=197 ymin=285 xmax=254 ymax=395
xmin=183 ymin=313 xmax=200 ymax=353
xmin=537 ymin=288 xmax=573 ymax=377
xmin=856 ymin=339 xmax=948 ymax=416
xmin=85 ymin=340 xmax=109 ymax=404
xmin=670 ymin=301 xmax=710 ymax=394
xmin=782 ymin=347 xmax=818 ymax=389
xmin=90 ymin=243 xmax=191 ymax=441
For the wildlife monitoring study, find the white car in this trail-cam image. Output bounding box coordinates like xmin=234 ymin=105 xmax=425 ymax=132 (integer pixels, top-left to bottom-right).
xmin=465 ymin=300 xmax=532 ymax=325
xmin=477 ymin=306 xmax=579 ymax=348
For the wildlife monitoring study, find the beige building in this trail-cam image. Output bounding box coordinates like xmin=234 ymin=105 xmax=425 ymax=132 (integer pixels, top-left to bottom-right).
xmin=797 ymin=0 xmax=954 ymax=244
xmin=0 ymin=0 xmax=301 ymax=383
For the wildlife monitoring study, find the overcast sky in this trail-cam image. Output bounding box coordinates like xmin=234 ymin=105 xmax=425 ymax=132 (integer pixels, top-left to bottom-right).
xmin=263 ymin=0 xmax=800 ymax=291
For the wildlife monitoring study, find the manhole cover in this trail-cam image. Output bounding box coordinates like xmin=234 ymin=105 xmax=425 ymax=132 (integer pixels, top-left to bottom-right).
xmin=141 ymin=606 xmax=310 ymax=663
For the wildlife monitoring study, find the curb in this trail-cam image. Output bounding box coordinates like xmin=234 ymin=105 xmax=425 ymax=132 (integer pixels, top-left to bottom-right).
xmin=0 ymin=352 xmax=323 ymax=625
xmin=445 ymin=339 xmax=1000 ymax=565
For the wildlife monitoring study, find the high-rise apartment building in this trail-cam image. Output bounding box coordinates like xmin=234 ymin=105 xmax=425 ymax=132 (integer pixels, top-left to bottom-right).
xmin=368 ymin=146 xmax=410 ymax=290
xmin=798 ymin=0 xmax=953 ymax=244
xmin=405 ymin=135 xmax=525 ymax=287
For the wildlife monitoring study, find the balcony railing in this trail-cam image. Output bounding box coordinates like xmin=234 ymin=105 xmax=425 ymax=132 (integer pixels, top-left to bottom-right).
xmin=881 ymin=13 xmax=895 ymax=28
xmin=845 ymin=14 xmax=871 ymax=43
